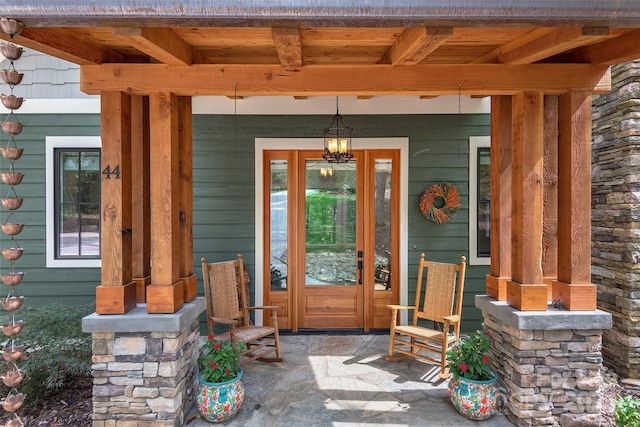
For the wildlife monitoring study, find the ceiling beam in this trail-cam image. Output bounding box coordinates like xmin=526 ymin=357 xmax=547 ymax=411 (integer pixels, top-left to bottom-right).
xmin=80 ymin=63 xmax=611 ymax=96
xmin=5 ymin=28 xmax=123 ymax=65
xmin=381 ymin=27 xmax=452 ymax=65
xmin=556 ymin=28 xmax=640 ymax=65
xmin=112 ymin=27 xmax=193 ymax=65
xmin=469 ymin=28 xmax=556 ymax=64
xmin=498 ymin=27 xmax=610 ymax=65
xmin=271 ymin=27 xmax=303 ymax=69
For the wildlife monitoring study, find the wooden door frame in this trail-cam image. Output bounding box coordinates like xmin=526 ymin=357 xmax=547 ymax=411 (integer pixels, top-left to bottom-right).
xmin=255 ymin=138 xmax=409 ymax=328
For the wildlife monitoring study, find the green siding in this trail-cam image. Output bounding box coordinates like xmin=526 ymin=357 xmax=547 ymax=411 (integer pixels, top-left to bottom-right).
xmin=2 ymin=113 xmax=490 ymax=331
xmin=0 ymin=115 xmax=101 ymax=307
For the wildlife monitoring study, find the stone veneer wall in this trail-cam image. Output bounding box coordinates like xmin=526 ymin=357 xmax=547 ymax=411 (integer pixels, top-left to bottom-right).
xmin=83 ymin=299 xmax=205 ymax=427
xmin=476 ymin=296 xmax=611 ymax=427
xmin=592 ymin=60 xmax=640 ymax=378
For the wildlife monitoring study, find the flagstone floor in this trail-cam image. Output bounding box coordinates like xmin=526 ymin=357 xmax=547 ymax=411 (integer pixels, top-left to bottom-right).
xmin=186 ymin=333 xmax=514 ymax=426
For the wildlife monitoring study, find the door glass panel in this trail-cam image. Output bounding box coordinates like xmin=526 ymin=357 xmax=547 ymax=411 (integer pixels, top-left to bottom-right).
xmin=270 ymin=160 xmax=288 ymax=290
xmin=305 ymin=161 xmax=357 ymax=286
xmin=374 ymin=159 xmax=392 ymax=290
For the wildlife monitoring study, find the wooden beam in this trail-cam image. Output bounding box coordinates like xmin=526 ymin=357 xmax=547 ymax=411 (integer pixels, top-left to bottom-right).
xmin=96 ymin=91 xmax=136 ymax=314
xmin=80 ymin=63 xmax=612 ymax=96
xmin=112 ymin=27 xmax=194 ymax=65
xmin=131 ymin=95 xmax=151 ymax=303
xmin=559 ymin=28 xmax=640 ymax=65
xmin=499 ymin=27 xmax=610 ymax=65
xmin=511 ymin=91 xmax=544 ymax=285
xmin=147 ymin=91 xmax=184 ymax=313
xmin=556 ymin=91 xmax=592 ymax=285
xmin=469 ymin=28 xmax=557 ymax=64
xmin=9 ymin=28 xmax=123 ymax=65
xmin=552 ymin=91 xmax=596 ymax=310
xmin=486 ymin=95 xmax=512 ymax=301
xmin=271 ymin=27 xmax=303 ymax=69
xmin=381 ymin=27 xmax=452 ymax=66
xmin=507 ymin=91 xmax=547 ymax=311
xmin=542 ymin=95 xmax=558 ymax=287
xmin=178 ymin=96 xmax=197 ymax=302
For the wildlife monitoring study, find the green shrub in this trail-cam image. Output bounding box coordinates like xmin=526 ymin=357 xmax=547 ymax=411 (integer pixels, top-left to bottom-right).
xmin=1 ymin=303 xmax=94 ymax=408
xmin=614 ymin=394 xmax=640 ymax=427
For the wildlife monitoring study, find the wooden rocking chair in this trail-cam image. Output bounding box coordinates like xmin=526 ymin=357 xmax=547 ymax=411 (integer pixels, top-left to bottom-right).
xmin=386 ymin=253 xmax=466 ymax=378
xmin=201 ymin=254 xmax=283 ymax=365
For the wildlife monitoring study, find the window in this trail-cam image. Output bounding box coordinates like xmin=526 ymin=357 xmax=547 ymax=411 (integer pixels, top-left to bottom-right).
xmin=469 ymin=136 xmax=490 ymax=265
xmin=46 ymin=137 xmax=101 ymax=267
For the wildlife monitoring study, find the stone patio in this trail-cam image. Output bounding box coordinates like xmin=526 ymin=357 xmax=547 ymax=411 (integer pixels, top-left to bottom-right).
xmin=186 ymin=333 xmax=515 ymax=426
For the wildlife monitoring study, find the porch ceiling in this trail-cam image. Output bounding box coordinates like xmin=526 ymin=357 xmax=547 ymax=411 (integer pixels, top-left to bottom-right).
xmin=2 ymin=1 xmax=640 ymax=97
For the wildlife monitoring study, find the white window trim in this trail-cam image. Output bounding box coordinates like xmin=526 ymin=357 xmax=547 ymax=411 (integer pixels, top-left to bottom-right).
xmin=469 ymin=136 xmax=491 ymax=266
xmin=46 ymin=136 xmax=102 ymax=268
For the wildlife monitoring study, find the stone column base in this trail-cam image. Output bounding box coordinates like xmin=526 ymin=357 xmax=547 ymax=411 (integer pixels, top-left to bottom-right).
xmin=82 ymin=298 xmax=206 ymax=427
xmin=476 ymin=295 xmax=612 ymax=427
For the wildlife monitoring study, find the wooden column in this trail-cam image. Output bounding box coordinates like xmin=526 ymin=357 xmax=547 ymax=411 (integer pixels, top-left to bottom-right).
xmin=178 ymin=96 xmax=197 ymax=302
xmin=542 ymin=96 xmax=559 ymax=300
xmin=131 ymin=95 xmax=151 ymax=302
xmin=146 ymin=91 xmax=184 ymax=313
xmin=552 ymin=91 xmax=597 ymax=310
xmin=486 ymin=95 xmax=512 ymax=300
xmin=507 ymin=91 xmax=547 ymax=311
xmin=96 ymin=92 xmax=136 ymax=314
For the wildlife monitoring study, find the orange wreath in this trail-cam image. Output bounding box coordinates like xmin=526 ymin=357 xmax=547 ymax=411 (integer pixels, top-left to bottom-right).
xmin=419 ymin=181 xmax=461 ymax=224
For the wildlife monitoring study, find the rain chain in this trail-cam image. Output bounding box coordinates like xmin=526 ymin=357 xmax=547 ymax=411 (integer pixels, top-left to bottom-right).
xmin=0 ymin=17 xmax=27 ymax=427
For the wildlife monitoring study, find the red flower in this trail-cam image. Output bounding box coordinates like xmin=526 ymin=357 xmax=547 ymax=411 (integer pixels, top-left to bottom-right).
xmin=210 ymin=361 xmax=218 ymax=370
xmin=213 ymin=343 xmax=221 ymax=350
xmin=207 ymin=334 xmax=214 ymax=340
xmin=225 ymin=369 xmax=231 ymax=376
xmin=459 ymin=362 xmax=468 ymax=373
xmin=485 ymin=331 xmax=490 ymax=336
xmin=482 ymin=355 xmax=489 ymax=364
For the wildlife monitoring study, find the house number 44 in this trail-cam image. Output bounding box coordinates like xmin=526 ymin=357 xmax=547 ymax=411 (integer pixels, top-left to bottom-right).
xmin=102 ymin=165 xmax=121 ymax=179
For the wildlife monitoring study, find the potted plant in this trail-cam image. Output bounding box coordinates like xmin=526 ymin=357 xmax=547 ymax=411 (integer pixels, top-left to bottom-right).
xmin=446 ymin=329 xmax=500 ymax=420
xmin=196 ymin=334 xmax=247 ymax=423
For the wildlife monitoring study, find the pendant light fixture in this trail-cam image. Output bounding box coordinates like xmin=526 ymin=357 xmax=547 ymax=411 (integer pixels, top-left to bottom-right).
xmin=322 ymin=96 xmax=353 ymax=163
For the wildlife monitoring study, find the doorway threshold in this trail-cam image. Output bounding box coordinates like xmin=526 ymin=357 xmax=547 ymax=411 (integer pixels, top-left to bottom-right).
xmin=280 ymin=328 xmax=389 ymax=336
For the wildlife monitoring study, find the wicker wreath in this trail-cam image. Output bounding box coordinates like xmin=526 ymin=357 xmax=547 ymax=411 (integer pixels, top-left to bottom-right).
xmin=419 ymin=181 xmax=461 ymax=224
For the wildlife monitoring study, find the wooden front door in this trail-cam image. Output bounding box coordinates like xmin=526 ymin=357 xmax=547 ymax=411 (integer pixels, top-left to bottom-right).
xmin=264 ymin=149 xmax=399 ymax=331
xmin=298 ymin=151 xmax=364 ymax=328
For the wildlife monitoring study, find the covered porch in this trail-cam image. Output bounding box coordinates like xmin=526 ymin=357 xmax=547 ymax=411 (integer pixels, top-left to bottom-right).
xmin=3 ymin=1 xmax=640 ymax=426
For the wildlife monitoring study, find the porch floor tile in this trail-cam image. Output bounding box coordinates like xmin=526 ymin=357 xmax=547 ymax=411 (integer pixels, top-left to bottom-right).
xmin=186 ymin=334 xmax=514 ymax=426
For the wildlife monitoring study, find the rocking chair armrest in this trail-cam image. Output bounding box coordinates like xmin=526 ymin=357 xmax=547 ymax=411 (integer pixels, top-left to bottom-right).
xmin=387 ymin=305 xmax=415 ymax=311
xmin=248 ymin=305 xmax=281 ymax=311
xmin=442 ymin=314 xmax=460 ymax=325
xmin=211 ymin=317 xmax=241 ymax=326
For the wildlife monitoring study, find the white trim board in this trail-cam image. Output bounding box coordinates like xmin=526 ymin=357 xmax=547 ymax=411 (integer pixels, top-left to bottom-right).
xmin=469 ymin=135 xmax=491 ymax=266
xmin=45 ymin=136 xmax=102 ymax=268
xmin=3 ymin=96 xmax=490 ymax=116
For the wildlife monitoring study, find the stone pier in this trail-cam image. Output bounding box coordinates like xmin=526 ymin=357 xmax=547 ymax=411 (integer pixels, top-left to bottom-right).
xmin=592 ymin=59 xmax=640 ymax=379
xmin=82 ymin=298 xmax=206 ymax=427
xmin=476 ymin=296 xmax=612 ymax=427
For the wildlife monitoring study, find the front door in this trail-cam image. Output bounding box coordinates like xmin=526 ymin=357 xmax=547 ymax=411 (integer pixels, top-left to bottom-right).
xmin=264 ymin=149 xmax=399 ymax=331
xmin=298 ymin=151 xmax=363 ymax=328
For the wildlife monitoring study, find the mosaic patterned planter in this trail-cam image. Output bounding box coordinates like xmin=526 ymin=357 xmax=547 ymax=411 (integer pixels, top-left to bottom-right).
xmin=448 ymin=372 xmax=499 ymax=421
xmin=196 ymin=370 xmax=244 ymax=423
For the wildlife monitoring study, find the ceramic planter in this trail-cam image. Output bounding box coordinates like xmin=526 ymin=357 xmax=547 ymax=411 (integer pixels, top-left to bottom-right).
xmin=448 ymin=372 xmax=499 ymax=421
xmin=196 ymin=370 xmax=244 ymax=423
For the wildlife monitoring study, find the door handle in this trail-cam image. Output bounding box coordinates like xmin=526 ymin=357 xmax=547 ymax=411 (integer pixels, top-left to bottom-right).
xmin=357 ymin=251 xmax=363 ymax=285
